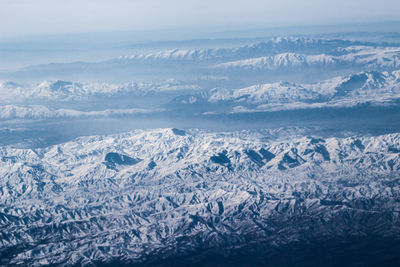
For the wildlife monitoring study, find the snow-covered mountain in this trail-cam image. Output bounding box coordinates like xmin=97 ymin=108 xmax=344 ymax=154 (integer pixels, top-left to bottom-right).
xmin=2 ymin=31 xmax=400 ymax=266
xmin=168 ymin=70 xmax=400 ymax=113
xmin=5 ymin=37 xmax=399 ymax=83
xmin=0 ymin=80 xmax=200 ymax=103
xmin=0 ymin=105 xmax=159 ymax=120
xmin=213 ymin=46 xmax=400 ymax=71
xmin=1 ymin=128 xmax=400 ymax=265
xmin=1 ymin=70 xmax=399 ymax=121
xmin=214 ymin=53 xmax=337 ymax=70
xmin=118 ymin=37 xmax=381 ymax=63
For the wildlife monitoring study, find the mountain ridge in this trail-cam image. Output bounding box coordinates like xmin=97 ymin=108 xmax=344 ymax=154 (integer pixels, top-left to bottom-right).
xmin=1 ymin=128 xmax=400 ymax=265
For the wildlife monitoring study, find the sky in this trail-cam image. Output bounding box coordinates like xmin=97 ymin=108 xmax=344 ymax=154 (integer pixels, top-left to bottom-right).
xmin=1 ymin=0 xmax=400 ymax=38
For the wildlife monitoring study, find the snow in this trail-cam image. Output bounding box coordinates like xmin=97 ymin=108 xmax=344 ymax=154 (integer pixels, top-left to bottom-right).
xmin=1 ymin=35 xmax=400 ymax=265
xmin=168 ymin=70 xmax=400 ymax=113
xmin=0 ymin=105 xmax=161 ymax=120
xmin=119 ymin=37 xmax=374 ymax=63
xmin=0 ymin=128 xmax=400 ymax=265
xmin=213 ymin=46 xmax=400 ymax=70
xmin=0 ymin=79 xmax=200 ymax=103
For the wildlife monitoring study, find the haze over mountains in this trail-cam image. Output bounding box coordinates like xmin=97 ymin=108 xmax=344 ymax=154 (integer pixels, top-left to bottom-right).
xmin=1 ymin=27 xmax=400 ymax=266
xmin=1 ymin=69 xmax=400 ymax=121
xmin=3 ymin=36 xmax=400 ymax=83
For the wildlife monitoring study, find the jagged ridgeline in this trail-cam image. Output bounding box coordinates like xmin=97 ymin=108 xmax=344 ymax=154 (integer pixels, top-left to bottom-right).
xmin=2 ymin=37 xmax=400 ymax=82
xmin=1 ymin=32 xmax=400 ymax=266
xmin=1 ymin=129 xmax=400 ymax=265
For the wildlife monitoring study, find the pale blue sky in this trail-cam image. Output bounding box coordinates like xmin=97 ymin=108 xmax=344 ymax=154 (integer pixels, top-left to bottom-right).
xmin=1 ymin=0 xmax=400 ymax=37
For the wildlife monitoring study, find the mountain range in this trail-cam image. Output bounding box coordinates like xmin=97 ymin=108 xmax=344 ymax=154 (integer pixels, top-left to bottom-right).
xmin=1 ymin=128 xmax=400 ymax=265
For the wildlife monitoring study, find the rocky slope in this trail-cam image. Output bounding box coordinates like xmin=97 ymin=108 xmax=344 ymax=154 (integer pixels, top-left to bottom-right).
xmin=1 ymin=128 xmax=400 ymax=265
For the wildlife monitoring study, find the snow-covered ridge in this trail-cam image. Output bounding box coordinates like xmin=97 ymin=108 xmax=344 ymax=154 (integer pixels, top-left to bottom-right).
xmin=1 ymin=70 xmax=400 ymax=120
xmin=0 ymin=105 xmax=160 ymax=120
xmin=118 ymin=37 xmax=374 ymax=63
xmin=1 ymin=128 xmax=400 ymax=265
xmin=168 ymin=70 xmax=400 ymax=112
xmin=5 ymin=36 xmax=400 ymax=83
xmin=213 ymin=47 xmax=400 ymax=70
xmin=0 ymin=79 xmax=199 ymax=103
xmin=4 ymin=37 xmax=400 ymax=84
xmin=214 ymin=53 xmax=336 ymax=69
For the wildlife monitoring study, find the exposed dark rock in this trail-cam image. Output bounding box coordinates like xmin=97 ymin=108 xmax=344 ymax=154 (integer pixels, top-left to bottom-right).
xmin=172 ymin=128 xmax=186 ymax=136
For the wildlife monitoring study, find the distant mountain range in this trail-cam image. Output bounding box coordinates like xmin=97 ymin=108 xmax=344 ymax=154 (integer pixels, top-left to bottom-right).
xmin=2 ymin=33 xmax=400 ymax=266
xmin=166 ymin=70 xmax=400 ymax=113
xmin=213 ymin=46 xmax=400 ymax=71
xmin=2 ymin=37 xmax=400 ymax=82
xmin=1 ymin=70 xmax=400 ymax=121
